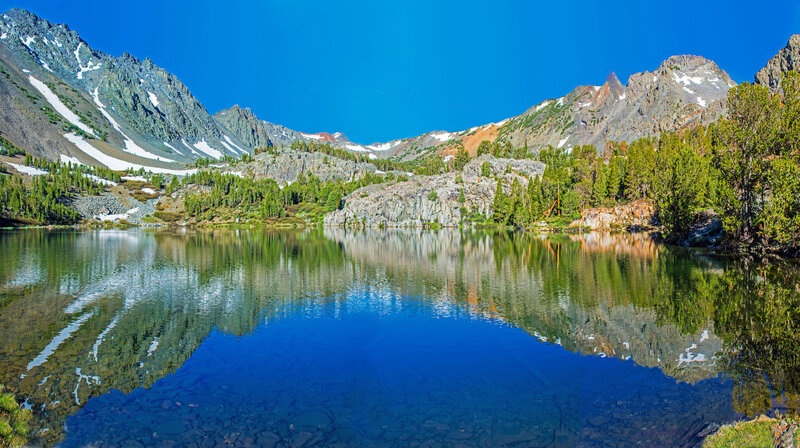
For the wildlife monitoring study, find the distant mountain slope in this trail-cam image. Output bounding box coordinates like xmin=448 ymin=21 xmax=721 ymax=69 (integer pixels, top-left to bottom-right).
xmin=216 ymin=55 xmax=736 ymax=163
xmin=755 ymin=34 xmax=800 ymax=89
xmin=401 ymin=55 xmax=734 ymax=160
xmin=0 ymin=8 xmax=248 ymax=172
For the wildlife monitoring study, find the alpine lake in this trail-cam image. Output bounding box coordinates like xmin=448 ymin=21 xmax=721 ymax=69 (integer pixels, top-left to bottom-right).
xmin=0 ymin=228 xmax=797 ymax=447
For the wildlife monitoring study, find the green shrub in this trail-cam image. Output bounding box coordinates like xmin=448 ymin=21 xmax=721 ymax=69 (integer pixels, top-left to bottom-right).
xmin=0 ymin=385 xmax=30 ymax=448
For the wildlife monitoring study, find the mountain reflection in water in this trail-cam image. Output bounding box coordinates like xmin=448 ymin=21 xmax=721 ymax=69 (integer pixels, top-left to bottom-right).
xmin=0 ymin=229 xmax=796 ymax=447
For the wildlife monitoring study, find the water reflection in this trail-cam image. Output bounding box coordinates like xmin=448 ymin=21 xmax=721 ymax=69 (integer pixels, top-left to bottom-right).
xmin=0 ymin=229 xmax=795 ymax=446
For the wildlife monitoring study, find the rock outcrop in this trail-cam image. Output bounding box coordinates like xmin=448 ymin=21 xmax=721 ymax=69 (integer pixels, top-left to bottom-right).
xmin=324 ymin=155 xmax=544 ymax=227
xmin=569 ymin=199 xmax=655 ymax=230
xmin=685 ymin=209 xmax=723 ymax=247
xmin=755 ymin=34 xmax=800 ymax=90
xmin=242 ymin=148 xmax=379 ymax=185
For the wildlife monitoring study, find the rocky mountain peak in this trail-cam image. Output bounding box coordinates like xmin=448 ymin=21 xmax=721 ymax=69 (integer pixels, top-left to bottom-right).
xmin=605 ymin=71 xmax=625 ymax=97
xmin=755 ymin=34 xmax=800 ymax=90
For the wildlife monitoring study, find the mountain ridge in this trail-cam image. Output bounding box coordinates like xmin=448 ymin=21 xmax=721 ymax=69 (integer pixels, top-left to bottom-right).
xmin=0 ymin=8 xmax=793 ymax=175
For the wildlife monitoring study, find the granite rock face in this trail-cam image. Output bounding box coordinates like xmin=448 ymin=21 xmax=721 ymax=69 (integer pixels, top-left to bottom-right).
xmin=241 ymin=148 xmax=379 ymax=185
xmin=755 ymin=34 xmax=800 ymax=90
xmin=324 ymin=155 xmax=544 ymax=227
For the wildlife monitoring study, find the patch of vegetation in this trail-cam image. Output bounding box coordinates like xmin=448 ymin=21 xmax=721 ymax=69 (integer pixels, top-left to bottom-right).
xmin=153 ymin=211 xmax=183 ymax=222
xmin=182 ymin=169 xmax=390 ymax=223
xmin=0 ymin=136 xmax=25 ymax=157
xmin=703 ymin=418 xmax=774 ymax=448
xmin=0 ymin=385 xmax=31 ymax=448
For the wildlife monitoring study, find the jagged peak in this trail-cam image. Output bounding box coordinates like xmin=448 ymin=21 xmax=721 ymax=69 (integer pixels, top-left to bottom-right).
xmin=658 ymin=55 xmax=716 ymax=72
xmin=755 ymin=34 xmax=800 ymax=89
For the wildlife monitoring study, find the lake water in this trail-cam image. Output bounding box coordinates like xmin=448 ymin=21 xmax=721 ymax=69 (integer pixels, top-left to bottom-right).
xmin=0 ymin=229 xmax=797 ymax=447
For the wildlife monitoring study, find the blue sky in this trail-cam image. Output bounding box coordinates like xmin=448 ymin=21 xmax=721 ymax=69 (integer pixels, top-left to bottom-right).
xmin=2 ymin=1 xmax=799 ymax=143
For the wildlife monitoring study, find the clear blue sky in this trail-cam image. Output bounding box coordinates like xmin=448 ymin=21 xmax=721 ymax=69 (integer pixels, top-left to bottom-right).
xmin=2 ymin=1 xmax=799 ymax=144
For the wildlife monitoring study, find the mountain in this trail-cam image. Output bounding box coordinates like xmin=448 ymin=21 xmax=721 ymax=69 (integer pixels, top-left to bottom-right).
xmin=217 ymin=55 xmax=736 ymax=163
xmin=383 ymin=55 xmax=733 ymax=161
xmin=0 ymin=8 xmax=248 ymax=173
xmin=755 ymin=34 xmax=800 ymax=90
xmin=0 ymin=8 xmax=747 ymax=174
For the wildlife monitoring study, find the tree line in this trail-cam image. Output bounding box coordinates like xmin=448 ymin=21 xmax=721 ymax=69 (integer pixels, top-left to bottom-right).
xmin=182 ymin=169 xmax=392 ymax=222
xmin=481 ymin=72 xmax=800 ymax=253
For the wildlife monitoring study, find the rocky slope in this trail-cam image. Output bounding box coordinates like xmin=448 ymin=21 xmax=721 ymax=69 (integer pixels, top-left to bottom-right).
xmin=236 ymin=147 xmax=380 ymax=185
xmin=0 ymin=8 xmax=248 ymax=173
xmin=755 ymin=34 xmax=800 ymax=90
xmin=324 ymin=155 xmax=544 ymax=227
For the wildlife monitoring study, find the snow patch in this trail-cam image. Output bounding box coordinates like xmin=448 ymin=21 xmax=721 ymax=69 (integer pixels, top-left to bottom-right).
xmin=223 ymin=135 xmax=247 ymax=153
xmin=557 ymin=137 xmax=569 ymax=148
xmin=21 ymin=35 xmax=35 ymax=48
xmin=431 ymin=132 xmax=453 ymax=142
xmin=672 ymin=73 xmax=703 ymax=86
xmin=301 ymin=132 xmax=322 ymax=140
xmin=64 ymin=133 xmax=196 ymax=175
xmin=5 ymin=162 xmax=48 ymax=176
xmin=367 ymin=141 xmax=398 ymax=152
xmin=182 ymin=139 xmax=200 ymax=156
xmin=683 ymin=87 xmax=695 ymax=94
xmin=0 ymin=33 xmax=6 ymax=40
xmin=92 ymin=88 xmax=174 ymax=162
xmin=74 ymin=42 xmax=102 ymax=80
xmin=85 ymin=174 xmax=117 ymax=186
xmin=141 ymin=187 xmax=156 ymax=194
xmin=219 ymin=140 xmax=236 ymax=154
xmin=121 ymin=175 xmax=147 ymax=182
xmin=194 ymin=139 xmax=223 ymax=159
xmin=21 ymin=68 xmax=30 ymax=73
xmin=146 ymin=91 xmax=159 ymax=107
xmin=535 ymin=100 xmax=552 ymax=112
xmin=29 ymin=76 xmax=97 ymax=137
xmin=60 ymin=154 xmax=83 ymax=166
xmin=163 ymin=142 xmax=183 ymax=155
xmin=95 ymin=207 xmax=139 ymax=222
xmin=696 ymin=97 xmax=707 ymax=108
xmin=367 ymin=153 xmax=377 ymax=160
xmin=345 ymin=143 xmax=369 ymax=152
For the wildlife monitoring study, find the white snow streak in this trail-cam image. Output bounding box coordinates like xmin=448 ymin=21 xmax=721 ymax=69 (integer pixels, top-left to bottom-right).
xmin=193 ymin=139 xmax=222 ymax=159
xmin=64 ymin=133 xmax=197 ymax=175
xmin=5 ymin=162 xmax=47 ymax=176
xmin=146 ymin=91 xmax=159 ymax=107
xmin=29 ymin=76 xmax=97 ymax=137
xmin=74 ymin=42 xmax=102 ymax=79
